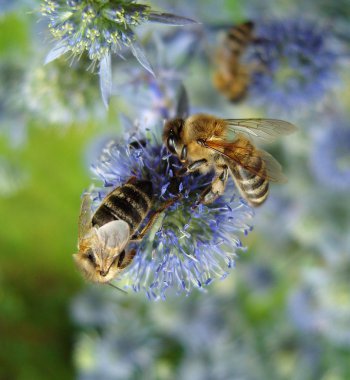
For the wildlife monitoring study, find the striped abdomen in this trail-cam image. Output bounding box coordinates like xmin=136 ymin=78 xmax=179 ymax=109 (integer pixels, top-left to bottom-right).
xmin=225 ymin=21 xmax=254 ymax=58
xmin=229 ymin=154 xmax=269 ymax=207
xmin=214 ymin=22 xmax=254 ymax=101
xmin=92 ymin=180 xmax=153 ymax=235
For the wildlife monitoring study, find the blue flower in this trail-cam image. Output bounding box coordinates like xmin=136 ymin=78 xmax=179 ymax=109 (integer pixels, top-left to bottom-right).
xmin=288 ymin=263 xmax=350 ymax=347
xmin=111 ymin=29 xmax=202 ymax=127
xmin=245 ymin=19 xmax=341 ymax=116
xmin=72 ymin=288 xmax=264 ymax=379
xmin=310 ymin=122 xmax=350 ymax=190
xmin=22 ymin=56 xmax=105 ymax=125
xmin=40 ymin=0 xmax=196 ymax=107
xmin=72 ymin=289 xmax=161 ymax=379
xmin=88 ymin=126 xmax=253 ymax=300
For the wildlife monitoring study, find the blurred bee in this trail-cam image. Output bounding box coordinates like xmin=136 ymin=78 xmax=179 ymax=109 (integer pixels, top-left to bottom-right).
xmin=74 ymin=177 xmax=174 ymax=285
xmin=163 ymin=114 xmax=296 ymax=207
xmin=213 ymin=21 xmax=255 ymax=102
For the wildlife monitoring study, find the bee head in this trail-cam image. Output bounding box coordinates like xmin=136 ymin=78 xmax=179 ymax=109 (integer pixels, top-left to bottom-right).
xmin=74 ymin=220 xmax=131 ymax=283
xmin=163 ymin=118 xmax=184 ymax=155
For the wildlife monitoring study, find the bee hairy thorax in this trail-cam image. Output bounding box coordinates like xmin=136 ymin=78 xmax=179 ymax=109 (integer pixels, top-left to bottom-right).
xmin=91 ymin=180 xmax=153 ymax=235
xmin=228 ymin=140 xmax=269 ymax=206
xmin=184 ymin=115 xmax=226 ymax=142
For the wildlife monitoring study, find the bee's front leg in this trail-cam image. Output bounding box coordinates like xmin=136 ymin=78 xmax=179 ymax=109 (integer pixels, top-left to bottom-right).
xmin=130 ymin=196 xmax=181 ymax=242
xmin=176 ymin=159 xmax=208 ymax=176
xmin=195 ymin=165 xmax=228 ymax=206
xmin=117 ymin=249 xmax=137 ymax=269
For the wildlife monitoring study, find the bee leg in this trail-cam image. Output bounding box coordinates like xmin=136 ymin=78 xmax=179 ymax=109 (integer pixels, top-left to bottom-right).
xmin=177 ymin=159 xmax=208 ymax=176
xmin=130 ymin=196 xmax=181 ymax=242
xmin=196 ymin=166 xmax=228 ymax=206
xmin=117 ymin=249 xmax=137 ymax=269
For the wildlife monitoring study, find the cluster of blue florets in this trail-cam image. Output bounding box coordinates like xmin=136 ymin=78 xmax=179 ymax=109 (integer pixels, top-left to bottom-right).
xmin=91 ymin=129 xmax=253 ymax=300
xmin=41 ymin=0 xmax=150 ymax=62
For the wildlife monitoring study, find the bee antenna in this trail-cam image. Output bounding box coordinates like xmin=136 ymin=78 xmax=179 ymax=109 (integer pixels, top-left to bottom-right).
xmin=107 ymin=282 xmax=128 ymax=294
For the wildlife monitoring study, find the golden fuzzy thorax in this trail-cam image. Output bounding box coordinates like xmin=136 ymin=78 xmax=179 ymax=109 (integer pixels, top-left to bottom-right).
xmin=163 ymin=112 xmax=295 ymax=207
xmin=181 ymin=114 xmax=228 ymax=163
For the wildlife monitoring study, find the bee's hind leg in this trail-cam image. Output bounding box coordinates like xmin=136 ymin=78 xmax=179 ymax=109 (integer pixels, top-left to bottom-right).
xmin=130 ymin=196 xmax=181 ymax=242
xmin=195 ymin=165 xmax=228 ymax=206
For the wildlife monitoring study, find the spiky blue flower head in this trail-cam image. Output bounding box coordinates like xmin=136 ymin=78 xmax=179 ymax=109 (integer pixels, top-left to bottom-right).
xmin=88 ymin=126 xmax=253 ymax=300
xmin=246 ymin=19 xmax=341 ymax=116
xmin=40 ymin=0 xmax=196 ymax=107
xmin=310 ymin=122 xmax=350 ymax=190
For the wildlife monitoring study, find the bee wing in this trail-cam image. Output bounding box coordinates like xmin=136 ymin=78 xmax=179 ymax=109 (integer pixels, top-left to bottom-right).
xmin=254 ymin=149 xmax=288 ymax=183
xmin=78 ymin=193 xmax=93 ymax=241
xmin=225 ymin=119 xmax=297 ymax=143
xmin=97 ymin=220 xmax=130 ymax=251
xmin=204 ymin=139 xmax=287 ymax=183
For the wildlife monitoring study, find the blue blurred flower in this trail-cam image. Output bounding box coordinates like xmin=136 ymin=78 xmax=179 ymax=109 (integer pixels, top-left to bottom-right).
xmin=112 ymin=44 xmax=183 ymax=127
xmin=73 ymin=283 xmax=311 ymax=379
xmin=72 ymin=290 xmax=161 ymax=379
xmin=22 ymin=55 xmax=105 ymax=125
xmin=288 ymin=264 xmax=350 ymax=347
xmin=246 ymin=19 xmax=341 ymax=116
xmin=88 ymin=125 xmax=253 ymax=300
xmin=72 ymin=288 xmax=265 ymax=380
xmin=40 ymin=0 xmax=196 ymax=107
xmin=310 ymin=123 xmax=350 ymax=190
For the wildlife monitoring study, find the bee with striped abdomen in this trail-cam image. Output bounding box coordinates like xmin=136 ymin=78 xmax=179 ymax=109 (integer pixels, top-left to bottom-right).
xmin=163 ymin=114 xmax=296 ymax=207
xmin=74 ymin=177 xmax=174 ymax=284
xmin=213 ymin=21 xmax=255 ymax=102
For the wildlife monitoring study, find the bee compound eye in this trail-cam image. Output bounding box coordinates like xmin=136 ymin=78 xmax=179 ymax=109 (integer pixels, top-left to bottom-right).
xmin=167 ymin=136 xmax=177 ymax=154
xmin=86 ymin=250 xmax=95 ymax=264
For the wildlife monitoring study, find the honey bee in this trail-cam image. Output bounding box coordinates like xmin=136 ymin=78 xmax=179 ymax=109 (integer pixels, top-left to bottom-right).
xmin=74 ymin=177 xmax=175 ymax=285
xmin=213 ymin=21 xmax=255 ymax=102
xmin=163 ymin=114 xmax=296 ymax=207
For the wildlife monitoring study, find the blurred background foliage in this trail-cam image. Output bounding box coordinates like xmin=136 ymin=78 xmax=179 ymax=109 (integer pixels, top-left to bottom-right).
xmin=1 ymin=0 xmax=350 ymax=379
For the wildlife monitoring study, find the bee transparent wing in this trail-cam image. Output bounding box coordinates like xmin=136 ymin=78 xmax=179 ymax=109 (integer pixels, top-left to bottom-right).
xmin=97 ymin=220 xmax=130 ymax=251
xmin=225 ymin=119 xmax=297 ymax=142
xmin=255 ymin=150 xmax=287 ymax=183
xmin=78 ymin=193 xmax=93 ymax=241
xmin=204 ymin=139 xmax=287 ymax=183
